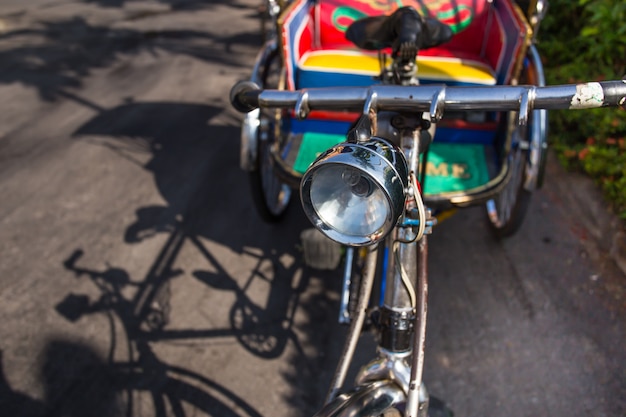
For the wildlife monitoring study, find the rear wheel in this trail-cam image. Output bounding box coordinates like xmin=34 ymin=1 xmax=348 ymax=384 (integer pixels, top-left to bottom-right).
xmin=485 ymin=118 xmax=532 ymax=238
xmin=486 ymin=58 xmax=540 ymax=238
xmin=247 ymin=50 xmax=292 ymax=223
xmin=248 ymin=133 xmax=292 ymax=223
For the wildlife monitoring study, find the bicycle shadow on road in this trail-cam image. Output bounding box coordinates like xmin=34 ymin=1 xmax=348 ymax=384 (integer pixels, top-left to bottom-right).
xmin=67 ymin=98 xmax=332 ymax=354
xmin=49 ymin=98 xmax=342 ymax=415
xmin=1 ymin=1 xmax=341 ymax=415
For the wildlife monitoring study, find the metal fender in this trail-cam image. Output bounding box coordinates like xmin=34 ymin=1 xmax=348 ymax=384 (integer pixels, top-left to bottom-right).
xmin=240 ymin=108 xmax=260 ymax=171
xmin=524 ymin=44 xmax=549 ymax=190
xmin=240 ymin=41 xmax=278 ymax=172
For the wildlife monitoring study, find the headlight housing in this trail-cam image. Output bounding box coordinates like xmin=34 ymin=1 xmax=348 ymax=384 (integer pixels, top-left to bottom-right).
xmin=300 ymin=138 xmax=408 ymax=246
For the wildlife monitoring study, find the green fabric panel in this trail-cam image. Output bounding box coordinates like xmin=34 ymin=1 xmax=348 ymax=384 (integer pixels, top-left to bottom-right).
xmin=293 ymin=132 xmax=490 ymax=194
xmin=293 ymin=132 xmax=345 ymax=174
xmin=422 ymin=143 xmax=490 ymax=195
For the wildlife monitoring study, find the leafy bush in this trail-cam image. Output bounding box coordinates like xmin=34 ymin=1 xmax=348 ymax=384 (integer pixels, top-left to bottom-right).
xmin=538 ymin=0 xmax=626 ymax=218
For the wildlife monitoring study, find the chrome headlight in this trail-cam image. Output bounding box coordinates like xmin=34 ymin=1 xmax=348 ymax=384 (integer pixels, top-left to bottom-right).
xmin=300 ymin=138 xmax=408 ymax=246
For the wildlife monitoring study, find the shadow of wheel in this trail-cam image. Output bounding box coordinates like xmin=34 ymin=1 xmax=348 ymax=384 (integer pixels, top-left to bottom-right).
xmin=230 ymin=298 xmax=288 ymax=359
xmin=118 ymin=364 xmax=265 ymax=417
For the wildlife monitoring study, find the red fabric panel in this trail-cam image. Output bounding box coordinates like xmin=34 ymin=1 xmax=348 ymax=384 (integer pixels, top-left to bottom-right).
xmin=314 ymin=0 xmax=491 ymax=53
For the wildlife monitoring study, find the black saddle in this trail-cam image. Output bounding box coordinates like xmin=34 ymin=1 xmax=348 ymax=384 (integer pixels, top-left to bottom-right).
xmin=346 ymin=7 xmax=453 ymax=61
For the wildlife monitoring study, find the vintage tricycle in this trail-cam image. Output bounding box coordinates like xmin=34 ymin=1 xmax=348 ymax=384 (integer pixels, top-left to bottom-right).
xmin=242 ymin=0 xmax=551 ymax=237
xmin=231 ymin=1 xmax=625 ymax=416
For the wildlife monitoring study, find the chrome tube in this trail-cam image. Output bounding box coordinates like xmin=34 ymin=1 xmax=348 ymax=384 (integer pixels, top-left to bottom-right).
xmin=383 ymin=229 xmax=416 ymax=312
xmin=326 ymin=247 xmax=379 ymax=403
xmin=315 ymin=381 xmax=405 ymax=417
xmin=240 ymin=108 xmax=260 ymax=171
xmin=354 ymin=348 xmax=430 ymax=409
xmin=232 ymin=80 xmax=626 ymax=116
xmin=382 ymin=129 xmax=420 ymax=314
xmin=355 ymin=349 xmax=412 ymax=392
xmin=239 ymin=41 xmax=278 ymax=171
xmin=405 ymin=236 xmax=429 ymax=417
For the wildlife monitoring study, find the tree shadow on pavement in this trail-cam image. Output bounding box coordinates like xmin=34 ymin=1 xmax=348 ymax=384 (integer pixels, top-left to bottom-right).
xmin=0 ymin=350 xmax=46 ymax=417
xmin=0 ymin=11 xmax=260 ymax=101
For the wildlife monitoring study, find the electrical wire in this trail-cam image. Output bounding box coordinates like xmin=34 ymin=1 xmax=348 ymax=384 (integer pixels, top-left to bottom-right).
xmin=390 ymin=172 xmax=427 ymax=310
xmin=392 ymin=240 xmax=417 ymax=309
xmin=411 ymin=172 xmax=427 ymax=242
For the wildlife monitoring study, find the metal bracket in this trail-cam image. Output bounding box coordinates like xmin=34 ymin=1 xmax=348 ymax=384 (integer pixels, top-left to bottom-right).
xmin=429 ymin=87 xmax=446 ymax=123
xmin=295 ymin=90 xmax=310 ymax=119
xmin=363 ymin=89 xmax=378 ymax=116
xmin=518 ymin=87 xmax=536 ymax=126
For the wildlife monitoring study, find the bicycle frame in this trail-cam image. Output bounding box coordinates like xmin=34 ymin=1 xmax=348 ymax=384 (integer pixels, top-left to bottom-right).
xmin=231 ymin=78 xmax=626 ymax=417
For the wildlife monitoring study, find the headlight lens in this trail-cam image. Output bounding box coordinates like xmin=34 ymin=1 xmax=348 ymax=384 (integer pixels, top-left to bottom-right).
xmin=310 ymin=165 xmax=388 ymax=236
xmin=301 ymin=138 xmax=408 ymax=246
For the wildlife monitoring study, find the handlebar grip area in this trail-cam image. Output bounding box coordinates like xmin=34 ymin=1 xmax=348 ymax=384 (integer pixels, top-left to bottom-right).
xmin=230 ymin=81 xmax=261 ymax=113
xmin=602 ymin=78 xmax=626 ymax=110
xmin=622 ymin=75 xmax=626 ymax=109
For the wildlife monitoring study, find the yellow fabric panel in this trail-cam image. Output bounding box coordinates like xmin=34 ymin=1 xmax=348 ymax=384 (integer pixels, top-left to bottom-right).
xmin=299 ymin=51 xmax=497 ymax=85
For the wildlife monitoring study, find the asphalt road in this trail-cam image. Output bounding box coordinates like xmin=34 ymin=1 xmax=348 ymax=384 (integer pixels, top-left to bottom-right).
xmin=0 ymin=1 xmax=624 ymax=417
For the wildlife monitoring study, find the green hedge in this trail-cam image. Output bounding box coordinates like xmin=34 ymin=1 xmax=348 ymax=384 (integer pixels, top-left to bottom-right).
xmin=538 ymin=0 xmax=626 ymax=218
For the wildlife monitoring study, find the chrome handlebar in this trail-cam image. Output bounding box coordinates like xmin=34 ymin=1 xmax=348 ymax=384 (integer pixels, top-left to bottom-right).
xmin=231 ymin=79 xmax=626 ymax=124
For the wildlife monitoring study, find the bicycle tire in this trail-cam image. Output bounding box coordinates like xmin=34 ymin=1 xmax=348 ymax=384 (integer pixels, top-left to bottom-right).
xmin=247 ymin=50 xmax=292 ymax=223
xmin=485 ymin=61 xmax=537 ymax=238
xmin=485 ymin=138 xmax=532 ymax=239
